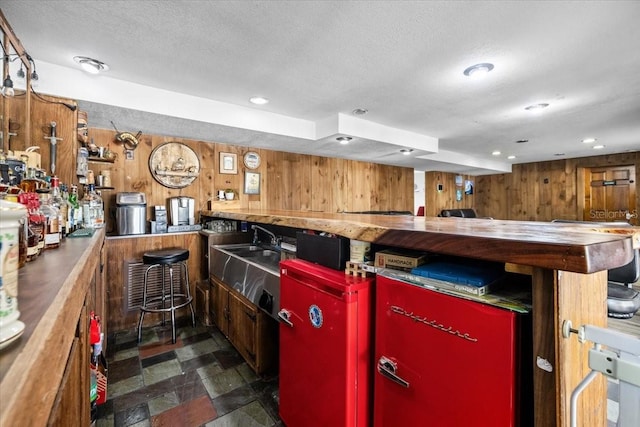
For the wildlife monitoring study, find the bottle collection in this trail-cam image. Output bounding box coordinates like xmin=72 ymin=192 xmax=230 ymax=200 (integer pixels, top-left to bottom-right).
xmin=1 ymin=159 xmax=104 ymax=268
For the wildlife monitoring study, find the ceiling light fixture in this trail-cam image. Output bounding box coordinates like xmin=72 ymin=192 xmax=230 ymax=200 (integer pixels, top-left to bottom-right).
xmin=593 ymin=144 xmax=605 ymax=150
xmin=73 ymin=56 xmax=109 ymax=74
xmin=249 ymin=96 xmax=269 ymax=105
xmin=492 ymin=150 xmax=501 ymax=156
xmin=1 ymin=75 xmax=15 ymax=97
xmin=582 ymin=137 xmax=597 ymax=144
xmin=336 ymin=136 xmax=352 ymax=145
xmin=524 ymin=103 xmax=550 ymax=111
xmin=507 ymin=155 xmax=516 ymax=160
xmin=352 ymin=108 xmax=368 ymax=115
xmin=515 ymin=139 xmax=528 ymax=144
xmin=463 ymin=62 xmax=494 ymax=77
xmin=16 ymin=64 xmax=25 ymax=79
xmin=400 ymin=149 xmax=413 ymax=155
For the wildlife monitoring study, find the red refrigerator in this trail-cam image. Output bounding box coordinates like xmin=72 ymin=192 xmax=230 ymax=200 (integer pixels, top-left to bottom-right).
xmin=278 ymin=259 xmax=373 ymax=427
xmin=374 ymin=274 xmax=528 ymax=427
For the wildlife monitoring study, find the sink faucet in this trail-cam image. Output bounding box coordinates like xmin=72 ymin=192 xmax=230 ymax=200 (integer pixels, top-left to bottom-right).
xmin=251 ymin=224 xmax=279 ymax=246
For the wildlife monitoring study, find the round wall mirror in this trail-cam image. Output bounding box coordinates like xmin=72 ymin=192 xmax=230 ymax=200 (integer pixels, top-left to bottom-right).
xmin=149 ymin=141 xmax=200 ymax=188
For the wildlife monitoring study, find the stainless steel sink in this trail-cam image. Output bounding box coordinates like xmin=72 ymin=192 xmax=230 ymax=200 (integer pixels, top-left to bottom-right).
xmin=209 ymin=243 xmax=281 ymax=319
xmin=223 ymin=245 xmax=281 ymax=270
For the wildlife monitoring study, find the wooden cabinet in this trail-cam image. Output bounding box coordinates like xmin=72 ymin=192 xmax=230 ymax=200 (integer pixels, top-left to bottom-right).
xmin=0 ymin=230 xmax=104 ymax=427
xmin=210 ymin=276 xmax=278 ymax=375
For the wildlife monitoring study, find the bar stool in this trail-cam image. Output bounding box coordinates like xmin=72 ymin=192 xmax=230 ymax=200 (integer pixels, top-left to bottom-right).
xmin=137 ymin=248 xmax=195 ymax=343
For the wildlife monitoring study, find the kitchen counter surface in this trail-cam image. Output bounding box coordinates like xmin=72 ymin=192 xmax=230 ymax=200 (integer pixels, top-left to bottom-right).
xmin=0 ymin=229 xmax=104 ymax=425
xmin=201 ymin=209 xmax=639 ymax=273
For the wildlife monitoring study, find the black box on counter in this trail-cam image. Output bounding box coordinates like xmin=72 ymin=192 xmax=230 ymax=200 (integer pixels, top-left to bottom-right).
xmin=296 ymin=232 xmax=350 ymax=270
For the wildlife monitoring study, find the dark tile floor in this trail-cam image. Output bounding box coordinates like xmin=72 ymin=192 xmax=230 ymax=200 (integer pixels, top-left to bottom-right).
xmin=97 ymin=319 xmax=283 ymax=427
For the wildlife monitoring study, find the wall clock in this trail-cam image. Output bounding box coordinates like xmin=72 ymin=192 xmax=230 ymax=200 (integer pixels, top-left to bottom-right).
xmin=149 ymin=141 xmax=200 ymax=188
xmin=243 ymin=151 xmax=261 ymax=169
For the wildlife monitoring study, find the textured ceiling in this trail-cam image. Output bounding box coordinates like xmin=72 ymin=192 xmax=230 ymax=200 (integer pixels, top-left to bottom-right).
xmin=2 ymin=1 xmax=639 ymax=175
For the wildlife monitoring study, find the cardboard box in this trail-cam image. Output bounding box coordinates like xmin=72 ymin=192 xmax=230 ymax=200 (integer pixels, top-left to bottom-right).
xmin=375 ymin=250 xmax=428 ymax=270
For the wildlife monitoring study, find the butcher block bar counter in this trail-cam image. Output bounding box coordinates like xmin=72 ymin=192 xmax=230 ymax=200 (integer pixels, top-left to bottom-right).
xmin=0 ymin=229 xmax=105 ymax=427
xmin=204 ymin=208 xmax=638 ymax=427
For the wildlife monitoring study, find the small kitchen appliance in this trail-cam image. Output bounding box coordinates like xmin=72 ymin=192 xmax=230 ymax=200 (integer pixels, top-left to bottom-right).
xmin=115 ymin=192 xmax=147 ymax=235
xmin=278 ymin=259 xmax=373 ymax=427
xmin=169 ymin=196 xmax=195 ymax=226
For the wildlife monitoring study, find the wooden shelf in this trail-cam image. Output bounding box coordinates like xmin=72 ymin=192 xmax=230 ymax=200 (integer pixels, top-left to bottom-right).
xmin=209 ymin=200 xmax=240 ymax=210
xmin=87 ymin=157 xmax=115 ymax=164
xmin=95 ymin=186 xmax=115 ymax=191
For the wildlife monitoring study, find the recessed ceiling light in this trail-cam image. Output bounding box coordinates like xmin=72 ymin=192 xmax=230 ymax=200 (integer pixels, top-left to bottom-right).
xmin=352 ymin=108 xmax=368 ymax=115
xmin=515 ymin=139 xmax=529 ymax=144
xmin=73 ymin=56 xmax=109 ymax=74
xmin=582 ymin=137 xmax=597 ymax=143
xmin=593 ymin=144 xmax=605 ymax=150
xmin=336 ymin=136 xmax=352 ymax=145
xmin=554 ymin=153 xmax=565 ymax=156
xmin=463 ymin=63 xmax=494 ymax=77
xmin=249 ymin=96 xmax=269 ymax=105
xmin=400 ymin=149 xmax=413 ymax=155
xmin=492 ymin=150 xmax=501 ymax=156
xmin=524 ymin=103 xmax=550 ymax=111
xmin=507 ymin=155 xmax=516 ymax=160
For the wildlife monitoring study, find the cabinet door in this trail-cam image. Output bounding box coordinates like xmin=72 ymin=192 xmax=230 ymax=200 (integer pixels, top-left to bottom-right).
xmin=210 ymin=278 xmax=229 ymax=334
xmin=228 ymin=292 xmax=258 ymax=370
xmin=48 ymin=304 xmax=90 ymax=426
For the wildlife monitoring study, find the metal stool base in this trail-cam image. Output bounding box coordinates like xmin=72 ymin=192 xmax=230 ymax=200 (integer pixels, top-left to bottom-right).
xmin=137 ymin=257 xmax=195 ymax=344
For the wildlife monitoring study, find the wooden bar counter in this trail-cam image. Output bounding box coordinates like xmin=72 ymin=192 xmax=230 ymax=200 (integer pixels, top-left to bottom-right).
xmin=0 ymin=229 xmax=105 ymax=427
xmin=204 ymin=209 xmax=639 ymax=427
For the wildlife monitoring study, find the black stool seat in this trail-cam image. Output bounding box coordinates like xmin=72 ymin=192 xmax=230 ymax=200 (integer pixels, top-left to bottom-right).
xmin=143 ymin=248 xmax=189 ymax=265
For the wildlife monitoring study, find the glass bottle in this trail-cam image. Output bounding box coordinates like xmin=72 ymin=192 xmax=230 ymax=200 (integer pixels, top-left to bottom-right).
xmin=16 ymin=194 xmax=28 ymax=268
xmin=27 ymin=194 xmax=46 ymax=256
xmin=69 ymin=184 xmax=82 ymax=230
xmin=50 ymin=177 xmax=67 ymax=239
xmin=40 ymin=192 xmax=61 ymax=249
xmin=81 ymin=184 xmax=104 ymax=229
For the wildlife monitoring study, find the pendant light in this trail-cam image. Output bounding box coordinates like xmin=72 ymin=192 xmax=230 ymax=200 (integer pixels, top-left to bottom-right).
xmin=1 ymin=74 xmax=15 ymax=97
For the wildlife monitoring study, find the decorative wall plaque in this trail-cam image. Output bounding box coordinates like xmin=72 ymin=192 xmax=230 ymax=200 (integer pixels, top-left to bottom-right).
xmin=149 ymin=141 xmax=200 ymax=188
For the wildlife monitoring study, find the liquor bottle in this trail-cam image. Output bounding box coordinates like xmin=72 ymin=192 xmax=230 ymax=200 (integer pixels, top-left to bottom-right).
xmin=40 ymin=192 xmax=61 ymax=249
xmin=27 ymin=193 xmax=46 ymax=256
xmin=69 ymin=184 xmax=82 ymax=230
xmin=16 ymin=194 xmax=29 ymax=268
xmin=81 ymin=184 xmax=104 ymax=229
xmin=50 ymin=177 xmax=67 ymax=239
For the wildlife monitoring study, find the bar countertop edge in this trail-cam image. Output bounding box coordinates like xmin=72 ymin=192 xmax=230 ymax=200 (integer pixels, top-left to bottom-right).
xmin=202 ymin=209 xmax=638 ymax=273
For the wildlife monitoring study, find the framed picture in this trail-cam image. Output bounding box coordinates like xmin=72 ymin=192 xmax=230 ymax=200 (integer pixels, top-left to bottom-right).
xmin=219 ymin=152 xmax=237 ymax=174
xmin=244 ymin=171 xmax=261 ymax=194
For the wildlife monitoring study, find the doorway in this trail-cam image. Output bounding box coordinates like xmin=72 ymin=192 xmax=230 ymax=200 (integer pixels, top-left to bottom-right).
xmin=583 ymin=165 xmax=637 ymax=225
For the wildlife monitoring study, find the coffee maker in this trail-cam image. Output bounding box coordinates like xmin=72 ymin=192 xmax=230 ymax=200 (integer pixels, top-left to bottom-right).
xmin=169 ymin=196 xmax=195 ymax=226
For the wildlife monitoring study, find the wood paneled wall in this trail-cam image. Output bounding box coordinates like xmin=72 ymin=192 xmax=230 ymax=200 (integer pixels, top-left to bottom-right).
xmin=475 ymin=152 xmax=640 ymax=222
xmin=86 ymin=127 xmax=414 ymax=229
xmin=4 ymin=93 xmax=77 ymax=186
xmin=421 ymin=152 xmax=639 ymax=222
xmin=423 ymin=172 xmax=476 ymax=217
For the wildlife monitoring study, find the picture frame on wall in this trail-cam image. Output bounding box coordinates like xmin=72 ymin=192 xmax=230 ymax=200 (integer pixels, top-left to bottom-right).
xmin=219 ymin=152 xmax=237 ymax=174
xmin=244 ymin=171 xmax=261 ymax=194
